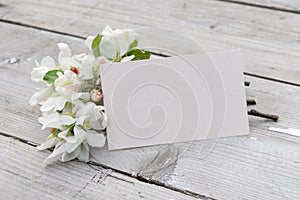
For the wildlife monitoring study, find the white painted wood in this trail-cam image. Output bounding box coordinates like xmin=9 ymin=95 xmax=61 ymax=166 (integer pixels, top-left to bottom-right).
xmin=0 ymin=0 xmax=300 ymax=84
xmin=0 ymin=22 xmax=300 ymax=199
xmin=90 ymin=132 xmax=300 ymax=199
xmin=0 ymin=135 xmax=199 ymax=200
xmin=0 ymin=22 xmax=299 ymax=143
xmin=245 ymin=75 xmax=300 ymax=142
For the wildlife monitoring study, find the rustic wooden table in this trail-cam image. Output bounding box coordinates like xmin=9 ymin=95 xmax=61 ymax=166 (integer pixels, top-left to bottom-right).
xmin=0 ymin=0 xmax=299 ymax=199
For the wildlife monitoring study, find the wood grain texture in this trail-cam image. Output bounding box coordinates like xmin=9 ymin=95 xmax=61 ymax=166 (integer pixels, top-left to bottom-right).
xmin=0 ymin=22 xmax=300 ymax=199
xmin=0 ymin=0 xmax=300 ymax=85
xmin=90 ymin=133 xmax=300 ymax=199
xmin=0 ymin=135 xmax=201 ymax=200
xmin=1 ymin=22 xmax=299 ymax=144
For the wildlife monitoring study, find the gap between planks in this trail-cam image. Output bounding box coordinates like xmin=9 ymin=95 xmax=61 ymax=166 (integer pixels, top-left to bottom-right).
xmin=215 ymin=0 xmax=300 ymax=14
xmin=0 ymin=19 xmax=298 ymax=88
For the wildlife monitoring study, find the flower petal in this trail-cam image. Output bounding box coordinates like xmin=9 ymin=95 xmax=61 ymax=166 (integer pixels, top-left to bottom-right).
xmin=67 ymin=142 xmax=82 ymax=153
xmin=43 ymin=142 xmax=70 ymax=166
xmin=73 ymin=126 xmax=87 ymax=142
xmin=38 ymin=112 xmax=75 ymax=130
xmin=102 ymin=25 xmax=114 ymax=35
xmin=30 ymin=86 xmax=54 ymax=105
xmin=41 ymin=56 xmax=56 ymax=68
xmin=72 ymin=53 xmax=86 ymax=62
xmin=100 ymin=37 xmax=118 ymax=60
xmin=60 ymin=115 xmax=76 ymax=125
xmin=40 ymin=96 xmax=67 ymax=112
xmin=57 ymin=43 xmax=71 ymax=62
xmin=61 ymin=145 xmax=81 ymax=162
xmin=91 ymin=119 xmax=106 ymax=130
xmin=87 ymin=131 xmax=106 ymax=147
xmin=37 ymin=137 xmax=59 ymax=150
xmin=84 ymin=36 xmax=95 ymax=50
xmin=80 ymin=55 xmax=95 ymax=80
xmin=76 ymin=102 xmax=94 ymax=117
xmin=54 ymin=97 xmax=68 ymax=111
xmin=76 ymin=115 xmax=89 ymax=126
xmin=40 ymin=97 xmax=57 ymax=112
xmin=77 ymin=144 xmax=89 ymax=162
xmin=58 ymin=129 xmax=77 ymax=143
xmin=38 ymin=112 xmax=61 ymax=129
xmin=31 ymin=67 xmax=49 ymax=82
xmin=59 ymin=57 xmax=81 ymax=71
xmin=89 ymin=104 xmax=104 ymax=121
xmin=91 ymin=110 xmax=107 ymax=130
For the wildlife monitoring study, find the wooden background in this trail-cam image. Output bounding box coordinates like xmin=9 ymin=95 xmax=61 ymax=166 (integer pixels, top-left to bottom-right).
xmin=0 ymin=0 xmax=299 ymax=199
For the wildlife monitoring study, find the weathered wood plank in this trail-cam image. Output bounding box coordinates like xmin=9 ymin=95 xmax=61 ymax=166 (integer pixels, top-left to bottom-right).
xmin=221 ymin=0 xmax=300 ymax=13
xmin=0 ymin=0 xmax=300 ymax=84
xmin=0 ymin=135 xmax=200 ymax=200
xmin=0 ymin=22 xmax=300 ymax=199
xmin=1 ymin=22 xmax=299 ymax=144
xmin=90 ymin=132 xmax=300 ymax=199
xmin=246 ymin=76 xmax=300 ymax=137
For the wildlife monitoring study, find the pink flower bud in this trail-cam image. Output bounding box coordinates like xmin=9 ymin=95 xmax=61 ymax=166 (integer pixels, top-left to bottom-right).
xmin=90 ymin=89 xmax=103 ymax=102
xmin=70 ymin=66 xmax=79 ymax=74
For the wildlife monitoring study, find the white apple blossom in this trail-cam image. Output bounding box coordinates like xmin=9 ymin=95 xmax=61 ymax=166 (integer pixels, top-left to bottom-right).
xmin=75 ymin=102 xmax=107 ymax=130
xmin=56 ymin=43 xmax=83 ymax=72
xmin=31 ymin=56 xmax=56 ymax=82
xmin=43 ymin=128 xmax=105 ymax=165
xmin=85 ymin=25 xmax=138 ymax=61
xmin=56 ymin=126 xmax=105 ymax=163
xmin=39 ymin=102 xmax=107 ymax=165
xmin=38 ymin=112 xmax=76 ymax=130
xmin=74 ymin=54 xmax=95 ymax=80
xmin=54 ymin=70 xmax=81 ymax=97
xmin=100 ymin=25 xmax=138 ymax=59
xmin=31 ymin=43 xmax=74 ymax=82
xmin=35 ymin=70 xmax=82 ymax=113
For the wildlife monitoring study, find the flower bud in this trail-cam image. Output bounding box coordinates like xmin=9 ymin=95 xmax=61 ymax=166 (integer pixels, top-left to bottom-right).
xmin=50 ymin=128 xmax=57 ymax=133
xmin=70 ymin=66 xmax=79 ymax=74
xmin=90 ymin=89 xmax=103 ymax=102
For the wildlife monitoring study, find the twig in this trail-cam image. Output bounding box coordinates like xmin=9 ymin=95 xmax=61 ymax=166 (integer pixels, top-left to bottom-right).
xmin=246 ymin=99 xmax=256 ymax=105
xmin=248 ymin=109 xmax=279 ymax=122
xmin=244 ymin=81 xmax=250 ymax=86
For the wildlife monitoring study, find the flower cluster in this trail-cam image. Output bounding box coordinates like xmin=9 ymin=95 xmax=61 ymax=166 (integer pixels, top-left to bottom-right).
xmin=30 ymin=26 xmax=151 ymax=165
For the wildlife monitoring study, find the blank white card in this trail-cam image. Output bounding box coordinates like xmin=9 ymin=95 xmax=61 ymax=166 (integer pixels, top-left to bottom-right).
xmin=100 ymin=51 xmax=249 ymax=150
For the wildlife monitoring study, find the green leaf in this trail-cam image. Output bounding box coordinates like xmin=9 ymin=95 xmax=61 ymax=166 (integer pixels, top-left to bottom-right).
xmin=125 ymin=49 xmax=151 ymax=61
xmin=64 ymin=123 xmax=75 ymax=131
xmin=43 ymin=69 xmax=63 ymax=84
xmin=128 ymin=39 xmax=138 ymax=50
xmin=92 ymin=34 xmax=103 ymax=57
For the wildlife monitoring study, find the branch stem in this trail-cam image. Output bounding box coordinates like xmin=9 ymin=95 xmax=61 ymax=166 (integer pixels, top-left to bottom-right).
xmin=248 ymin=109 xmax=279 ymax=122
xmin=244 ymin=81 xmax=250 ymax=86
xmin=247 ymin=99 xmax=256 ymax=105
